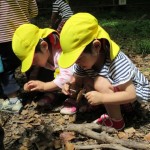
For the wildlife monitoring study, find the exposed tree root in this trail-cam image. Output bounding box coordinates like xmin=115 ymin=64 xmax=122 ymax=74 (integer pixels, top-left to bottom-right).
xmin=75 ymin=144 xmax=132 ymax=150
xmin=67 ymin=123 xmax=150 ymax=150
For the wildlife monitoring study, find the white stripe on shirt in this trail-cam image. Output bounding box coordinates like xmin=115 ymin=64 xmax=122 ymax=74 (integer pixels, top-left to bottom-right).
xmin=73 ymin=51 xmax=150 ymax=101
xmin=52 ymin=0 xmax=73 ymax=20
xmin=0 ymin=0 xmax=38 ymax=43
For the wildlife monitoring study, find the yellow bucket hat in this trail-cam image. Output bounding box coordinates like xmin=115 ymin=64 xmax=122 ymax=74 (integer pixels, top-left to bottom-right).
xmin=58 ymin=13 xmax=120 ymax=68
xmin=12 ymin=24 xmax=56 ymax=72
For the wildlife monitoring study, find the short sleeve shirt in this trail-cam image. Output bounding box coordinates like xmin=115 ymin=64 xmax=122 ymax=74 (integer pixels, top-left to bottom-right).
xmin=52 ymin=0 xmax=73 ymax=20
xmin=73 ymin=51 xmax=150 ymax=101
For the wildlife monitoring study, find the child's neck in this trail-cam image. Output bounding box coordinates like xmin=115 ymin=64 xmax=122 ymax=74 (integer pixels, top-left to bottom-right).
xmin=93 ymin=52 xmax=106 ymax=71
xmin=45 ymin=52 xmax=54 ymax=69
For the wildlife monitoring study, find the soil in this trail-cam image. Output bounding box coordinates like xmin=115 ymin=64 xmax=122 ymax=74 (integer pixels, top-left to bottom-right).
xmin=0 ymin=54 xmax=150 ymax=150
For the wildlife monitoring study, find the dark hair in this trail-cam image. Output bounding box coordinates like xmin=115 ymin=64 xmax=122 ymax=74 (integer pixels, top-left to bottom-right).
xmin=35 ymin=37 xmax=52 ymax=53
xmin=83 ymin=39 xmax=110 ymax=55
xmin=83 ymin=42 xmax=93 ymax=54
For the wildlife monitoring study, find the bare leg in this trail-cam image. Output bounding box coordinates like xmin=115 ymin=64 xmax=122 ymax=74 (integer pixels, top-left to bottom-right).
xmin=94 ymin=76 xmax=123 ymax=120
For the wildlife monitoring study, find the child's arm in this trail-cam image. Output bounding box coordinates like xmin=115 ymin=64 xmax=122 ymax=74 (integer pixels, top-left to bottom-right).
xmin=50 ymin=12 xmax=59 ymax=28
xmin=24 ymin=66 xmax=74 ymax=92
xmin=28 ymin=0 xmax=38 ymax=18
xmin=62 ymin=74 xmax=84 ymax=95
xmin=85 ymin=80 xmax=136 ymax=105
xmin=24 ymin=80 xmax=60 ymax=92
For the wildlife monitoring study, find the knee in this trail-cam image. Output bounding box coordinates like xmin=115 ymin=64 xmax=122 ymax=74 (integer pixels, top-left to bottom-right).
xmin=94 ymin=76 xmax=113 ymax=93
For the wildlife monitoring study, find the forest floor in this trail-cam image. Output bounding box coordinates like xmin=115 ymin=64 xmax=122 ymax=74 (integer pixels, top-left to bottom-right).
xmin=0 ymin=54 xmax=150 ymax=150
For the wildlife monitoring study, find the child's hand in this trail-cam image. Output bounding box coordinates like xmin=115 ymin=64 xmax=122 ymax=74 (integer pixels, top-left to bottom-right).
xmin=24 ymin=80 xmax=45 ymax=92
xmin=62 ymin=75 xmax=77 ymax=95
xmin=62 ymin=83 xmax=70 ymax=95
xmin=24 ymin=83 xmax=31 ymax=91
xmin=85 ymin=91 xmax=103 ymax=105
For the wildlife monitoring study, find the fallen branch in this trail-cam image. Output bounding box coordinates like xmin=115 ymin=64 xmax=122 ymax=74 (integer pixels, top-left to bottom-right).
xmin=67 ymin=123 xmax=150 ymax=150
xmin=75 ymin=144 xmax=132 ymax=150
xmin=72 ymin=123 xmax=118 ymax=134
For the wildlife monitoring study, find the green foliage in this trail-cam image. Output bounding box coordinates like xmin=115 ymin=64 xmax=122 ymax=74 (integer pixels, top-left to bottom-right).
xmin=97 ymin=10 xmax=150 ymax=54
xmin=135 ymin=39 xmax=150 ymax=55
xmin=36 ymin=2 xmax=150 ymax=54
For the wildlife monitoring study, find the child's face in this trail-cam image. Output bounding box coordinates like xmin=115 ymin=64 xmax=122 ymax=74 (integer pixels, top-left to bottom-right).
xmin=76 ymin=40 xmax=101 ymax=70
xmin=32 ymin=41 xmax=50 ymax=67
xmin=32 ymin=51 xmax=49 ymax=67
xmin=76 ymin=52 xmax=97 ymax=70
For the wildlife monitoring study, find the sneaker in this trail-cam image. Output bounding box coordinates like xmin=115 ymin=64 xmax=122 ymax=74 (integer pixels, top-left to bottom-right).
xmin=93 ymin=114 xmax=125 ymax=131
xmin=60 ymin=98 xmax=77 ymax=115
xmin=0 ymin=98 xmax=23 ymax=113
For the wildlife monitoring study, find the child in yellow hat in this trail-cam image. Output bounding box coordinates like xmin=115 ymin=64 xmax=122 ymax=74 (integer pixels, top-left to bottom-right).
xmin=58 ymin=13 xmax=150 ymax=130
xmin=12 ymin=24 xmax=74 ymax=110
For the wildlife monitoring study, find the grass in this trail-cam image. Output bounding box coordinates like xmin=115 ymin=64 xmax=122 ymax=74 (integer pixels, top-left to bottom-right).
xmin=95 ymin=7 xmax=150 ymax=54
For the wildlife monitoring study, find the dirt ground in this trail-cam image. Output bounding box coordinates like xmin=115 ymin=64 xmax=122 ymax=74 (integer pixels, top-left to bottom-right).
xmin=0 ymin=54 xmax=150 ymax=150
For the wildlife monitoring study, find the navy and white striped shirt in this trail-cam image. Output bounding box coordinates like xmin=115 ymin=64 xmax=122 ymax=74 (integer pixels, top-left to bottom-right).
xmin=0 ymin=0 xmax=38 ymax=43
xmin=52 ymin=0 xmax=73 ymax=20
xmin=73 ymin=51 xmax=150 ymax=101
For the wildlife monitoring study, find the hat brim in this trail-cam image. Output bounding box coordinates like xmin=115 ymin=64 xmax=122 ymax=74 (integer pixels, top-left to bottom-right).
xmin=58 ymin=44 xmax=86 ymax=68
xmin=21 ymin=48 xmax=35 ymax=73
xmin=21 ymin=28 xmax=57 ymax=72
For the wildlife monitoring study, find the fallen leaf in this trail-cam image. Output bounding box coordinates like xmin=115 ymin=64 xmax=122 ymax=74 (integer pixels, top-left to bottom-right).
xmin=28 ymin=118 xmax=35 ymax=123
xmin=69 ymin=114 xmax=76 ymax=123
xmin=22 ymin=138 xmax=31 ymax=146
xmin=31 ymin=101 xmax=37 ymax=107
xmin=65 ymin=142 xmax=75 ymax=150
xmin=21 ymin=110 xmax=28 ymax=115
xmin=53 ymin=139 xmax=62 ymax=149
xmin=56 ymin=117 xmax=65 ymax=125
xmin=6 ymin=132 xmax=12 ymax=137
xmin=30 ymin=122 xmax=41 ymax=126
xmin=117 ymin=132 xmax=128 ymax=139
xmin=63 ymin=115 xmax=69 ymax=120
xmin=13 ymin=134 xmax=21 ymax=139
xmin=60 ymin=132 xmax=75 ymax=143
xmin=144 ymin=132 xmax=150 ymax=141
xmin=124 ymin=127 xmax=136 ymax=138
xmin=21 ymin=123 xmax=33 ymax=128
xmin=124 ymin=127 xmax=136 ymax=134
xmin=19 ymin=146 xmax=28 ymax=150
xmin=34 ymin=114 xmax=40 ymax=118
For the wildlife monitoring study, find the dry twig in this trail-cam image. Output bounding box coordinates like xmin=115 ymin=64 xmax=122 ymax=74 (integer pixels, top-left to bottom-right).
xmin=67 ymin=123 xmax=150 ymax=150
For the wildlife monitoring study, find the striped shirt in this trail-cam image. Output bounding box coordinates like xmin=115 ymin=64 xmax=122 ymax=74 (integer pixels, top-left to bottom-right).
xmin=73 ymin=51 xmax=150 ymax=101
xmin=0 ymin=0 xmax=38 ymax=43
xmin=52 ymin=0 xmax=73 ymax=20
